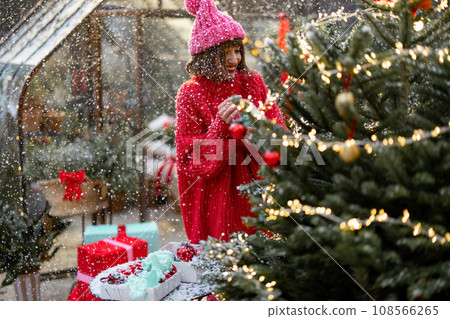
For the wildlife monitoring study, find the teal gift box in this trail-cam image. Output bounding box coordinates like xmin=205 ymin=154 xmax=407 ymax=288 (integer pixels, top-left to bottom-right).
xmin=83 ymin=223 xmax=158 ymax=254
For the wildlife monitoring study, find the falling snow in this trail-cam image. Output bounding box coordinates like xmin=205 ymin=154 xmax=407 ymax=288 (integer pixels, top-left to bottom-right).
xmin=1 ymin=0 xmax=360 ymax=301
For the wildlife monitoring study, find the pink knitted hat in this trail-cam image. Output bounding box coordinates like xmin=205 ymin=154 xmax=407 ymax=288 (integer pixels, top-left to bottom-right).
xmin=185 ymin=0 xmax=245 ymax=56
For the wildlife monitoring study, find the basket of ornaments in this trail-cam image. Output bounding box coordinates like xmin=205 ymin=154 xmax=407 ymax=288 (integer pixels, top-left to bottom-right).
xmin=159 ymin=242 xmax=203 ymax=283
xmin=90 ymin=251 xmax=181 ymax=301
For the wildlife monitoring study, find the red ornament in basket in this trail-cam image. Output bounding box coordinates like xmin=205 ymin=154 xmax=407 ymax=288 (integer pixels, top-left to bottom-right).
xmin=116 ymin=259 xmax=144 ymax=277
xmin=176 ymin=242 xmax=199 ymax=262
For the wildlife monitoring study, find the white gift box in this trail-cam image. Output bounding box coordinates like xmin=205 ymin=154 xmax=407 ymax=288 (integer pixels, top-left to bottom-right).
xmin=160 ymin=242 xmax=203 ymax=283
xmin=93 ymin=260 xmax=181 ymax=301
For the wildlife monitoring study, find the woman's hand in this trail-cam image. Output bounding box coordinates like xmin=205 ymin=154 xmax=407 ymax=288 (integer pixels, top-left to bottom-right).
xmin=218 ymin=97 xmax=240 ymax=124
xmin=244 ymin=126 xmax=256 ymax=139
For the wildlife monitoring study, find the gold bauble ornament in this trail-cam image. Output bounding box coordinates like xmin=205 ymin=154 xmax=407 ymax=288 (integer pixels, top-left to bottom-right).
xmin=335 ymin=91 xmax=355 ymax=118
xmin=339 ymin=142 xmax=360 ymax=163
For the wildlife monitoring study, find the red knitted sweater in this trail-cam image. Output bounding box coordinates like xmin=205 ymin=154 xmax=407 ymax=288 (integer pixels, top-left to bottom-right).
xmin=176 ymin=70 xmax=285 ymax=244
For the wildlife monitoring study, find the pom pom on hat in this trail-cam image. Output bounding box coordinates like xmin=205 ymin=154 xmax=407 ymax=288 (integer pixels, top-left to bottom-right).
xmin=185 ymin=0 xmax=202 ymax=16
xmin=185 ymin=0 xmax=245 ymax=56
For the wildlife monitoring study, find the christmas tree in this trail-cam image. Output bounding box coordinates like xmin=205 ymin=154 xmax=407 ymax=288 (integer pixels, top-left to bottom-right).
xmin=0 ymin=98 xmax=69 ymax=287
xmin=0 ymin=201 xmax=70 ymax=287
xmin=194 ymin=0 xmax=450 ymax=300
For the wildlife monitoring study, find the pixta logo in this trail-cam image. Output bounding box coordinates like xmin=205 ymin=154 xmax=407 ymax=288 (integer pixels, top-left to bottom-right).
xmin=192 ymin=137 xmax=325 ymax=166
xmin=126 ymin=129 xmax=173 ymax=175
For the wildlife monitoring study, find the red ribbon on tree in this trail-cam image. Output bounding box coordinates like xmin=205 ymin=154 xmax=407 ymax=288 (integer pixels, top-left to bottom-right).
xmin=342 ymin=71 xmax=352 ymax=91
xmin=372 ymin=0 xmax=433 ymax=18
xmin=277 ymin=12 xmax=295 ymax=117
xmin=346 ymin=117 xmax=357 ymax=140
xmin=277 ymin=12 xmax=290 ymax=53
xmin=341 ymin=71 xmax=357 ymax=139
xmin=59 ymin=170 xmax=86 ymax=201
xmin=277 ymin=12 xmax=290 ymax=84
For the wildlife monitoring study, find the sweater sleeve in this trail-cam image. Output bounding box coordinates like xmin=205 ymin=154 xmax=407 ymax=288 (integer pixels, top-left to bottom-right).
xmin=176 ymin=82 xmax=231 ymax=180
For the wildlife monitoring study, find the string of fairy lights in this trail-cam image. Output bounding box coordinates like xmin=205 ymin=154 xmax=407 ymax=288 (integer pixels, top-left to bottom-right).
xmin=228 ymin=1 xmax=450 ymax=249
xmin=209 ymin=1 xmax=450 ymax=301
xmin=206 ymin=232 xmax=279 ymax=301
xmin=209 ymin=189 xmax=450 ymax=302
xmin=236 ymin=93 xmax=450 ymax=152
xmin=230 ymin=120 xmax=450 ymax=246
xmin=310 ymin=0 xmax=449 ymax=26
xmin=261 ymin=190 xmax=450 ymax=245
xmin=312 ymin=44 xmax=450 ymax=87
xmin=234 ymin=0 xmax=450 ymax=156
xmin=209 ymin=184 xmax=450 ymax=301
xmin=232 ymin=94 xmax=450 ymax=247
xmin=294 ymin=2 xmax=450 ymax=82
xmin=5 ymin=0 xmax=447 ymax=303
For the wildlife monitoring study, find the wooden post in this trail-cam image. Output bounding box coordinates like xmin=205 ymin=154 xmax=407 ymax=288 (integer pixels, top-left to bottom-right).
xmin=136 ymin=14 xmax=144 ymax=134
xmin=18 ymin=64 xmax=43 ymax=218
xmin=90 ymin=16 xmax=103 ymax=133
xmin=135 ymin=13 xmax=147 ymax=222
xmin=90 ymin=16 xmax=106 ymax=224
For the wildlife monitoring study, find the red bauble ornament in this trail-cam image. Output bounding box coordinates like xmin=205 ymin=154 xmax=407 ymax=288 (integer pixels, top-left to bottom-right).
xmin=264 ymin=149 xmax=281 ymax=168
xmin=100 ymin=273 xmax=126 ymax=285
xmin=164 ymin=265 xmax=177 ymax=279
xmin=176 ymin=243 xmax=198 ymax=262
xmin=229 ymin=120 xmax=247 ymax=139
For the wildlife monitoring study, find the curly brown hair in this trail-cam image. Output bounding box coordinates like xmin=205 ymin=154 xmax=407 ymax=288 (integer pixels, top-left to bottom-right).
xmin=185 ymin=38 xmax=250 ymax=82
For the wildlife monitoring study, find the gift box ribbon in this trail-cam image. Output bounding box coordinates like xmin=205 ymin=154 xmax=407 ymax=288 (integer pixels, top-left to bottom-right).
xmin=60 ymin=169 xmax=85 ymax=201
xmin=102 ymin=238 xmax=134 ymax=261
xmin=118 ymin=225 xmax=126 ymax=236
xmin=77 ymin=272 xmax=94 ymax=284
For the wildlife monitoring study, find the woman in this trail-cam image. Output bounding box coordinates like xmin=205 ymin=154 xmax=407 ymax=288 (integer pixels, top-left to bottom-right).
xmin=176 ymin=0 xmax=286 ymax=244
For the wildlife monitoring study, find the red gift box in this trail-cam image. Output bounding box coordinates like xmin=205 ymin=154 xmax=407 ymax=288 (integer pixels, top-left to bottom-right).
xmin=76 ymin=230 xmax=147 ymax=301
xmin=67 ymin=285 xmax=102 ymax=301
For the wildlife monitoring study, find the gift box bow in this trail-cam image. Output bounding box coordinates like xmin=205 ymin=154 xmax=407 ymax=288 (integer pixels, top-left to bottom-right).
xmin=59 ymin=169 xmax=85 ymax=201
